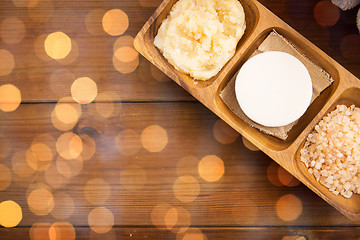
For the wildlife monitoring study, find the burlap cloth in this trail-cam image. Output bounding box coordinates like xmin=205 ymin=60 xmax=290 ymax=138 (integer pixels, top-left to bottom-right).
xmin=220 ymin=30 xmax=334 ymax=140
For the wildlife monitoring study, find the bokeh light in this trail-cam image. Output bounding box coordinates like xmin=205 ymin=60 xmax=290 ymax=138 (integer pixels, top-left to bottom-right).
xmin=267 ymin=162 xmax=283 ymax=187
xmin=85 ymin=9 xmax=107 ymax=36
xmin=168 ymin=207 xmax=191 ymax=233
xmin=12 ymin=150 xmax=36 ymax=178
xmin=314 ymin=1 xmax=340 ymax=27
xmin=27 ymin=186 xmax=54 ymax=215
xmin=56 ymin=39 xmax=79 ymax=65
xmin=198 ymin=155 xmax=224 ymax=182
xmin=1 ymin=17 xmax=25 ymax=44
xmin=113 ymin=52 xmax=139 ymax=74
xmin=0 ymin=84 xmax=21 ymax=112
xmin=56 ymin=156 xmax=83 ymax=178
xmin=151 ymin=203 xmax=173 ymax=229
xmin=0 ymin=164 xmax=11 ymax=190
xmin=0 ymin=50 xmax=15 ymax=76
xmin=177 ymin=228 xmax=207 ymax=240
xmin=29 ymin=222 xmax=52 ymax=240
xmin=278 ymin=166 xmax=300 ymax=187
xmin=102 ymin=9 xmax=129 ymax=36
xmin=49 ymin=222 xmax=76 ymax=240
xmin=340 ymin=34 xmax=360 ymax=62
xmin=95 ymin=91 xmax=120 ymax=118
xmin=0 ymin=200 xmax=22 ymax=227
xmin=51 ymin=96 xmax=82 ymax=131
xmin=26 ymin=144 xmax=53 ymax=171
xmin=56 ymin=132 xmax=83 ymax=160
xmin=115 ymin=129 xmax=141 ymax=157
xmin=276 ymin=194 xmax=303 ymax=221
xmin=212 ymin=119 xmax=239 ymax=144
xmin=164 ymin=207 xmax=178 ymax=229
xmin=176 ymin=155 xmax=199 ymax=177
xmin=28 ymin=0 xmax=54 ymax=22
xmin=51 ymin=192 xmax=75 ymax=219
xmin=44 ymin=32 xmax=72 ymax=60
xmin=242 ymin=136 xmax=259 ymax=151
xmin=141 ymin=125 xmax=168 ymax=152
xmin=84 ymin=178 xmax=110 ymax=205
xmin=114 ymin=46 xmax=138 ymax=63
xmin=282 ymin=236 xmax=306 ymax=240
xmin=88 ymin=207 xmax=114 ymax=234
xmin=49 ymin=69 xmax=75 ymax=97
xmin=113 ymin=35 xmax=134 ymax=52
xmin=71 ymin=77 xmax=98 ymax=104
xmin=120 ymin=165 xmax=147 ymax=190
xmin=173 ymin=175 xmax=200 ymax=203
xmin=79 ymin=137 xmax=96 ymax=161
xmin=44 ymin=164 xmax=70 ymax=189
xmin=112 ymin=35 xmax=139 ymax=73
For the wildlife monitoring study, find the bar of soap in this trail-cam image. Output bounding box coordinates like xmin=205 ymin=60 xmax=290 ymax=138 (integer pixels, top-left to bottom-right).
xmin=235 ymin=51 xmax=312 ymax=127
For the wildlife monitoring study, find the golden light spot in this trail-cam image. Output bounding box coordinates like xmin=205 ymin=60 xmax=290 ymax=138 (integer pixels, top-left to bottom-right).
xmin=102 ymin=9 xmax=129 ymax=36
xmin=88 ymin=207 xmax=114 ymax=234
xmin=56 ymin=39 xmax=79 ymax=65
xmin=80 ymin=137 xmax=96 ymax=161
xmin=173 ymin=175 xmax=200 ymax=203
xmin=198 ymin=155 xmax=224 ymax=182
xmin=151 ymin=65 xmax=169 ymax=82
xmin=51 ymin=96 xmax=82 ymax=131
xmin=12 ymin=150 xmax=35 ymax=178
xmin=49 ymin=222 xmax=76 ymax=240
xmin=232 ymin=200 xmax=259 ymax=225
xmin=85 ymin=9 xmax=107 ymax=36
xmin=341 ymin=34 xmax=360 ymax=62
xmin=0 ymin=134 xmax=11 ymax=160
xmin=28 ymin=0 xmax=54 ymax=23
xmin=34 ymin=34 xmax=51 ymax=61
xmin=51 ymin=192 xmax=75 ymax=219
xmin=56 ymin=156 xmax=83 ymax=178
xmin=282 ymin=236 xmax=306 ymax=240
xmin=0 ymin=164 xmax=11 ymax=190
xmin=267 ymin=162 xmax=283 ymax=187
xmin=114 ymin=46 xmax=138 ymax=63
xmin=141 ymin=125 xmax=168 ymax=152
xmin=29 ymin=222 xmax=51 ymax=240
xmin=113 ymin=54 xmax=139 ymax=74
xmin=212 ymin=119 xmax=239 ymax=144
xmin=242 ymin=136 xmax=259 ymax=151
xmin=0 ymin=200 xmax=22 ymax=227
xmin=120 ymin=165 xmax=147 ymax=190
xmin=44 ymin=32 xmax=72 ymax=60
xmin=113 ymin=35 xmax=134 ymax=52
xmin=138 ymin=0 xmax=161 ymax=7
xmin=71 ymin=77 xmax=98 ymax=104
xmin=0 ymin=84 xmax=21 ymax=112
xmin=278 ymin=166 xmax=300 ymax=187
xmin=177 ymin=228 xmax=207 ymax=240
xmin=171 ymin=207 xmax=191 ymax=233
xmin=49 ymin=69 xmax=75 ymax=97
xmin=94 ymin=91 xmax=120 ymax=118
xmin=115 ymin=129 xmax=141 ymax=157
xmin=176 ymin=155 xmax=199 ymax=177
xmin=84 ymin=178 xmax=110 ymax=205
xmin=276 ymin=194 xmax=303 ymax=221
xmin=1 ymin=17 xmax=25 ymax=44
xmin=44 ymin=164 xmax=70 ymax=189
xmin=164 ymin=207 xmax=178 ymax=230
xmin=56 ymin=132 xmax=83 ymax=160
xmin=314 ymin=1 xmax=340 ymax=27
xmin=27 ymin=187 xmax=54 ymax=215
xmin=26 ymin=144 xmax=53 ymax=171
xmin=151 ymin=203 xmax=173 ymax=229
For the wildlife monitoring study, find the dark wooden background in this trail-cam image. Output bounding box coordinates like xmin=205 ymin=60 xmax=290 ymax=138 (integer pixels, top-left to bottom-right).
xmin=0 ymin=0 xmax=360 ymax=239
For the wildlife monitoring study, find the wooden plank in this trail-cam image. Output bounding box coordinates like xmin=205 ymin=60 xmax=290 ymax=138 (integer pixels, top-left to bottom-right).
xmin=0 ymin=102 xmax=356 ymax=228
xmin=1 ymin=227 xmax=360 ymax=240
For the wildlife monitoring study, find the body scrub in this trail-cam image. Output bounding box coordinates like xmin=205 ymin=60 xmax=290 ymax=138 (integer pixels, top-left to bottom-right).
xmin=154 ymin=0 xmax=246 ymax=80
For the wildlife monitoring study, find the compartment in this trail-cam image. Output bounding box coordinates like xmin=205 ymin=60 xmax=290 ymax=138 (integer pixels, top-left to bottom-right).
xmin=294 ymin=87 xmax=360 ymax=217
xmin=139 ymin=0 xmax=259 ymax=89
xmin=215 ymin=27 xmax=340 ymax=151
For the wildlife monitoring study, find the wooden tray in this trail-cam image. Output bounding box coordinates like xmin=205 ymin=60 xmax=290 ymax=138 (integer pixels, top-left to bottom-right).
xmin=134 ymin=0 xmax=360 ymax=221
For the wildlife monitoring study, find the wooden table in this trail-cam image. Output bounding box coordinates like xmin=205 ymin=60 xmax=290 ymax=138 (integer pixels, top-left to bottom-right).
xmin=0 ymin=0 xmax=360 ymax=239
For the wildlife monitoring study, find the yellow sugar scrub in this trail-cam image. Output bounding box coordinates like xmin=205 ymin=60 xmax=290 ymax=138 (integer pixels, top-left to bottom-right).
xmin=154 ymin=0 xmax=246 ymax=80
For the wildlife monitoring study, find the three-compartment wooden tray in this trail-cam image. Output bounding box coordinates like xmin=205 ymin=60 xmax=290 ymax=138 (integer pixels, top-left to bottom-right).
xmin=134 ymin=0 xmax=360 ymax=221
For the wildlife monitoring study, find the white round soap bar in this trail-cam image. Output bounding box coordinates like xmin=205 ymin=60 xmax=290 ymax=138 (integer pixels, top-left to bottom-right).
xmin=235 ymin=51 xmax=313 ymax=127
